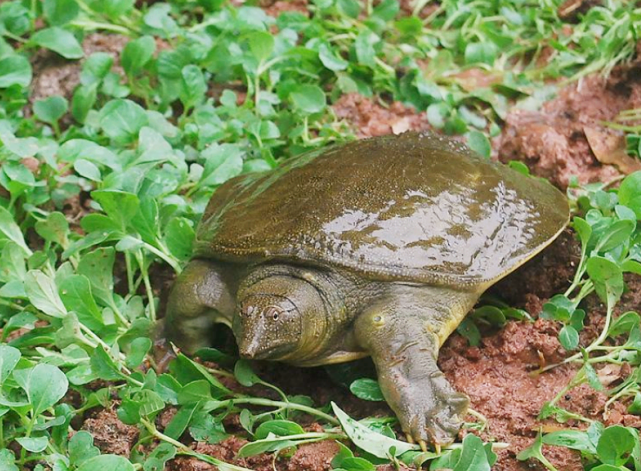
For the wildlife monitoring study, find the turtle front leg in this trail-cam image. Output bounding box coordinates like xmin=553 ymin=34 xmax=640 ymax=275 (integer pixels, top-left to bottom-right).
xmin=354 ymin=285 xmax=478 ymax=448
xmin=164 ymin=259 xmax=237 ymax=354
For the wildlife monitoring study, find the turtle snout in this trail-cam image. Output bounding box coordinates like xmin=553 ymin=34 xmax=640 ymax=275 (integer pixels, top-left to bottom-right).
xmin=238 ymin=337 xmax=261 ymax=359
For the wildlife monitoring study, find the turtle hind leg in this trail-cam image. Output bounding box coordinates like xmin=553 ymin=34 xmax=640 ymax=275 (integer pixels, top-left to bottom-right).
xmin=163 ymin=259 xmax=237 ymax=355
xmin=354 ymin=284 xmax=478 ymax=447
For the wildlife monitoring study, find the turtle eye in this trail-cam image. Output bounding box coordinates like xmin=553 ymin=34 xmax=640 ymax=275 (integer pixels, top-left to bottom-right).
xmin=264 ymin=306 xmax=282 ymax=321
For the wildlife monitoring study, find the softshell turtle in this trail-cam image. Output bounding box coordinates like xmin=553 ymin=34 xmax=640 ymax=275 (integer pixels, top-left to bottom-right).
xmin=166 ymin=131 xmax=569 ymax=448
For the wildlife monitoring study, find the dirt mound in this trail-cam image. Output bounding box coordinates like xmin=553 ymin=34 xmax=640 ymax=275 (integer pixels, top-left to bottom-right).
xmin=332 ymin=93 xmax=430 ymax=138
xmin=496 ymin=60 xmax=641 ymax=189
xmin=30 ymin=33 xmax=129 ymax=104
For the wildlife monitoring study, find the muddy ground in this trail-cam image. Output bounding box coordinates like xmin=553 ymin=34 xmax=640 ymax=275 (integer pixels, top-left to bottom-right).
xmin=22 ymin=13 xmax=641 ymax=471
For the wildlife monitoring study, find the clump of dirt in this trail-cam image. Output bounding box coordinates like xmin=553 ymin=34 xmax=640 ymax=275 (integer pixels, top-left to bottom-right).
xmin=490 ymin=229 xmax=581 ymax=312
xmin=440 ymin=321 xmax=587 ymax=471
xmin=30 ymin=33 xmax=129 ymax=104
xmin=496 ymin=60 xmax=641 ymax=189
xmin=332 ymin=93 xmax=430 ymax=138
xmin=81 ymin=407 xmax=140 ymax=457
xmin=167 ymin=430 xmax=340 ymax=471
xmin=557 ymin=0 xmax=603 ymax=22
xmin=261 ymin=0 xmax=309 ymax=17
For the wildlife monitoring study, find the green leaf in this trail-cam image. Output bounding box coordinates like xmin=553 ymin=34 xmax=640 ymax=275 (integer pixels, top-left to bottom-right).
xmin=349 ymin=378 xmax=384 ymax=401
xmin=517 ymin=431 xmax=554 ymax=469
xmin=59 ymin=275 xmax=104 ymax=326
xmin=121 ymin=36 xmax=156 ymax=77
xmin=596 ymin=219 xmax=635 ymax=252
xmin=164 ymin=403 xmax=200 ymax=439
xmin=355 ymin=30 xmax=377 ymax=67
xmin=583 ymin=363 xmax=604 ymax=392
xmin=618 ymin=172 xmax=641 ymax=219
xmin=164 ymin=217 xmax=195 ymax=261
xmin=125 ymin=337 xmax=152 ymax=368
xmin=590 ymin=465 xmax=628 ymax=471
xmin=135 ymin=389 xmax=165 ymax=417
xmin=336 ymin=456 xmax=375 ymax=470
xmin=573 ymin=217 xmax=592 ymax=249
xmin=332 ymin=402 xmax=417 ymax=459
xmin=247 ymin=31 xmax=274 ymax=63
xmin=373 ymin=0 xmax=399 ymax=20
xmin=596 ymin=425 xmax=637 ymax=466
xmin=464 ymin=42 xmax=498 ymax=66
xmin=452 ymin=434 xmax=492 ymax=471
xmin=290 ymin=84 xmax=326 ymax=115
xmin=25 ymin=270 xmax=67 ymax=318
xmin=200 ymin=144 xmax=244 ymax=187
xmin=43 ymin=0 xmax=79 ymax=25
xmin=81 ymin=52 xmax=114 ymax=85
xmin=178 ymin=380 xmax=213 ymax=405
xmin=0 ymin=449 xmax=19 ymax=471
xmin=542 ymin=430 xmax=596 ymax=453
xmin=143 ymin=443 xmax=176 ymax=471
xmin=72 ymin=84 xmax=98 ymax=123
xmin=76 ymin=455 xmax=135 ymax=471
xmin=16 ymin=436 xmax=48 ymax=452
xmin=234 ymin=359 xmax=261 ymax=387
xmin=99 ymin=99 xmax=149 ymax=144
xmin=0 ymin=55 xmax=32 ymax=88
xmin=85 ymin=0 xmax=134 ymax=18
xmin=189 ymin=413 xmax=227 ymax=444
xmin=466 ymin=131 xmax=491 ymax=159
xmin=77 ymin=248 xmax=115 ymax=306
xmin=0 ymin=206 xmax=31 ymax=255
xmin=32 ymin=27 xmax=84 ymax=59
xmin=180 ymin=65 xmax=207 ymax=110
xmin=456 ymin=317 xmax=481 ymax=346
xmin=74 ymin=159 xmax=101 ymax=181
xmin=628 ymin=392 xmax=641 ymax=415
xmin=586 ymin=256 xmax=624 ymax=305
xmin=255 ymin=420 xmax=305 ymax=439
xmin=16 ymin=364 xmax=68 ymax=415
xmin=90 ymin=346 xmax=126 ymax=381
xmin=35 ymin=212 xmax=69 ymax=246
xmin=609 ymin=311 xmax=639 ymax=338
xmin=559 ymin=325 xmax=579 ymax=350
xmin=68 ymin=431 xmax=100 ymax=466
xmin=318 ymin=44 xmax=348 ymax=71
xmin=337 ymin=0 xmax=361 ymax=18
xmin=237 ymin=434 xmax=301 ymax=458
xmin=92 ymin=190 xmax=140 ymax=230
xmin=0 ymin=345 xmax=21 ymax=385
xmin=508 ymin=161 xmax=530 ymax=176
xmin=427 ymin=102 xmax=450 ymax=129
xmin=173 ymin=354 xmax=232 ymax=396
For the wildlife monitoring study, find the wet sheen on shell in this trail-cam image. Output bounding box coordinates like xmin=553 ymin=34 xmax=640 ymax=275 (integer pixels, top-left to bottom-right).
xmin=194 ymin=132 xmax=569 ymax=288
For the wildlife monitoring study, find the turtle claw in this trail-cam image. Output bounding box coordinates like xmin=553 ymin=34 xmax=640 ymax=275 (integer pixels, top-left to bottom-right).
xmin=393 ymin=372 xmax=469 ymax=450
xmin=419 ymin=440 xmax=428 ymax=453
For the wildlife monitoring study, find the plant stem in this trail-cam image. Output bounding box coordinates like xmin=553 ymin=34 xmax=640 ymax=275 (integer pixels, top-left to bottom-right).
xmin=135 ymin=251 xmax=156 ymax=322
xmin=214 ymin=397 xmax=340 ymax=425
xmin=141 ymin=418 xmax=255 ymax=471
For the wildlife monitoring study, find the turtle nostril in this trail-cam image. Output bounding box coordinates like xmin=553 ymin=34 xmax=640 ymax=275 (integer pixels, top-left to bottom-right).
xmin=242 ymin=305 xmax=255 ymax=316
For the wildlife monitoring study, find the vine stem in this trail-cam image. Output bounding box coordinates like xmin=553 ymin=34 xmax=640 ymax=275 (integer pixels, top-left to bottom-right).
xmin=214 ymin=397 xmax=340 ymax=425
xmin=141 ymin=419 xmax=255 ymax=471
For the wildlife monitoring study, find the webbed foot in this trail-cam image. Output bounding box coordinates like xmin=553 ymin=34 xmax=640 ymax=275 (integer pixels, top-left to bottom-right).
xmin=395 ymin=372 xmax=468 ymax=447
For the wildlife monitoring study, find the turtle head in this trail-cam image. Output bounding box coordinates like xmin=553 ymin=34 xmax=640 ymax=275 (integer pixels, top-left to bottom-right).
xmin=234 ymin=272 xmax=327 ymax=362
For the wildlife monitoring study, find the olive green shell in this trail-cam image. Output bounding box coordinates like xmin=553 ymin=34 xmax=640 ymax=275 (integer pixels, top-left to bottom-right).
xmin=194 ymin=132 xmax=569 ymax=289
